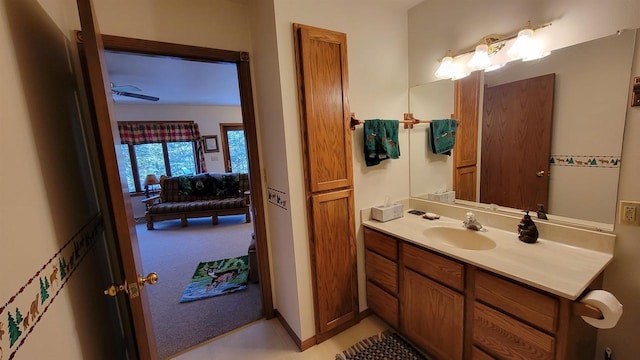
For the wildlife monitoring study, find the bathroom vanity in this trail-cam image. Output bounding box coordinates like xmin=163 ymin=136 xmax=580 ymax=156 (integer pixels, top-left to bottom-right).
xmin=363 ymin=200 xmax=614 ymax=360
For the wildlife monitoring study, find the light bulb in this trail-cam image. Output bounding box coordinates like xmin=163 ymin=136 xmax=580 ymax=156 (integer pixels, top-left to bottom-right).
xmin=435 ymin=56 xmax=455 ymax=79
xmin=468 ymin=44 xmax=491 ymax=70
xmin=508 ymin=28 xmax=534 ymax=59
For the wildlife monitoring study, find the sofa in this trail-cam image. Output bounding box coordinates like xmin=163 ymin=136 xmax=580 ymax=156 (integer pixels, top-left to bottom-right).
xmin=144 ymin=172 xmax=251 ymax=230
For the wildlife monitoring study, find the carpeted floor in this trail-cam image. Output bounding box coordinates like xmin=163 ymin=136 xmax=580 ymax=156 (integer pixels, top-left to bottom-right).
xmin=136 ymin=215 xmax=262 ymax=359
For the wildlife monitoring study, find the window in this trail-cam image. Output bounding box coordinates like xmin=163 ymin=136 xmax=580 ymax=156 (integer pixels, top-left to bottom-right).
xmin=119 ymin=141 xmax=197 ymax=193
xmin=220 ymin=123 xmax=249 ymax=173
xmin=117 ymin=121 xmax=205 ymax=193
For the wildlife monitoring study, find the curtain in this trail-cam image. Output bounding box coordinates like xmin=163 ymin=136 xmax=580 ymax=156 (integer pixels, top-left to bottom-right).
xmin=118 ymin=121 xmax=207 ymax=173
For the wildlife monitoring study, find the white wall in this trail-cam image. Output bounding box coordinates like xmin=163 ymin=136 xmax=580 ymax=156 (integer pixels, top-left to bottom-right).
xmin=262 ymin=0 xmax=412 ymax=341
xmin=408 ymin=80 xmax=454 ymax=197
xmin=597 ymin=37 xmax=640 ymax=359
xmin=248 ymin=0 xmax=300 ymax=338
xmin=409 ymin=1 xmax=640 ymax=358
xmin=88 ymin=0 xmax=251 ymax=52
xmin=1 ymin=0 xmax=120 ymax=358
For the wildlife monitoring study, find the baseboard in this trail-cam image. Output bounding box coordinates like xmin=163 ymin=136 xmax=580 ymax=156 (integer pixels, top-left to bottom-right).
xmin=315 ymin=317 xmax=360 ymax=344
xmin=359 ymin=308 xmax=372 ymax=320
xmin=274 ymin=308 xmax=373 ymax=352
xmin=274 ymin=309 xmax=316 ymax=352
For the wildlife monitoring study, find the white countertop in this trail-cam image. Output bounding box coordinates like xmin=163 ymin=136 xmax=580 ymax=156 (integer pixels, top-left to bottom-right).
xmin=363 ymin=211 xmax=613 ymax=300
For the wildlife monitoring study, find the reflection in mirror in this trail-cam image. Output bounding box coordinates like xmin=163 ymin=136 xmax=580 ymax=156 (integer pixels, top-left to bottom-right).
xmin=409 ymin=29 xmax=636 ymax=226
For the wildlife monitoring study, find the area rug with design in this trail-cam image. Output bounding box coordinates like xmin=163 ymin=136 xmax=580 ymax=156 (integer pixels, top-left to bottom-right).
xmin=179 ymin=255 xmax=249 ymax=303
xmin=336 ymin=331 xmax=430 ymax=360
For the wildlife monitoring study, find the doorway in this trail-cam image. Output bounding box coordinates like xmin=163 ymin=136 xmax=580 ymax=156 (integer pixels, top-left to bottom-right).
xmin=480 ymin=73 xmax=555 ymax=211
xmin=78 ymin=33 xmax=272 ymax=359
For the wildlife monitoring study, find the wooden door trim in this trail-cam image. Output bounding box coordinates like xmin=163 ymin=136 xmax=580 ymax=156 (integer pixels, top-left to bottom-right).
xmin=75 ymin=1 xmax=155 ymax=358
xmin=97 ymin=34 xmax=274 ymax=320
xmin=77 ymin=31 xmax=274 ymax=326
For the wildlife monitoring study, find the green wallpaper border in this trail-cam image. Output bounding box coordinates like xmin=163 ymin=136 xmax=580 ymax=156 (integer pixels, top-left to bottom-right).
xmin=0 ymin=215 xmax=103 ymax=360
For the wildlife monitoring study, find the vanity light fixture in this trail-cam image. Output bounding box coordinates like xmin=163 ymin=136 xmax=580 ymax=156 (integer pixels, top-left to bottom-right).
xmin=434 ymin=21 xmax=551 ymax=79
xmin=435 ymin=52 xmax=470 ymax=80
xmin=468 ymin=43 xmax=491 ymax=71
xmin=507 ymin=23 xmax=551 ymax=61
xmin=434 ymin=53 xmax=455 ymax=79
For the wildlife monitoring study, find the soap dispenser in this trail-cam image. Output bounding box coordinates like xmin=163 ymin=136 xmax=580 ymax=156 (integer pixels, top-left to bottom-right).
xmin=518 ymin=210 xmax=539 ymax=244
xmin=536 ymin=204 xmax=548 ymax=220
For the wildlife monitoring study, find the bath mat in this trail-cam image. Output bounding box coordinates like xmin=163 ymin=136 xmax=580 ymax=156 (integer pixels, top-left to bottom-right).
xmin=336 ymin=331 xmax=430 ymax=360
xmin=179 ymin=255 xmax=249 ymax=303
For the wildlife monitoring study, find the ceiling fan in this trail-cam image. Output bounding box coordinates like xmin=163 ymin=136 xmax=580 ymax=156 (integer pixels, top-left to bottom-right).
xmin=110 ymin=83 xmax=159 ymax=102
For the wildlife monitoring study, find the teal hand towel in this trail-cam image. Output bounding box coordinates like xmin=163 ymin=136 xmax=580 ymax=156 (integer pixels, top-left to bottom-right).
xmin=364 ymin=119 xmax=400 ymax=167
xmin=429 ymin=119 xmax=458 ymax=156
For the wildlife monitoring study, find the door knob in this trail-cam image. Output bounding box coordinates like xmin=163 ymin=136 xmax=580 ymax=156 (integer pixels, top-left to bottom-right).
xmin=104 ymin=281 xmax=128 ymax=297
xmin=138 ymin=272 xmax=159 ymax=288
xmin=104 ymin=273 xmax=157 ymax=298
xmin=536 ymin=170 xmax=545 ymax=177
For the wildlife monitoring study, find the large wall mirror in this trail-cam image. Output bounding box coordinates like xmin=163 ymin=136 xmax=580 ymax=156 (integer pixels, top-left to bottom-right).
xmin=409 ymin=29 xmax=637 ymax=227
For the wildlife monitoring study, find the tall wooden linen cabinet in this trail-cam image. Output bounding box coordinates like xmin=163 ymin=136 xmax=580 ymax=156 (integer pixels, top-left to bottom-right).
xmin=293 ymin=23 xmax=359 ymax=343
xmin=452 ymin=71 xmax=480 ymax=201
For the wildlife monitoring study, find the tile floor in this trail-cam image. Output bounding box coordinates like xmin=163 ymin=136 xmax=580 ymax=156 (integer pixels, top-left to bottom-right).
xmin=171 ymin=315 xmax=389 ymax=360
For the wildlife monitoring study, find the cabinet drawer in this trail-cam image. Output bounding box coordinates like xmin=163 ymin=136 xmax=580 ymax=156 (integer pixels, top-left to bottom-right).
xmin=366 ymin=281 xmax=398 ymax=328
xmin=364 ymin=227 xmax=398 ymax=260
xmin=401 ymin=242 xmax=464 ymax=291
xmin=365 ymin=250 xmax=398 ymax=293
xmin=473 ymin=302 xmax=555 ymax=360
xmin=475 ymin=270 xmax=558 ymax=333
xmin=471 ymin=346 xmax=495 ymax=360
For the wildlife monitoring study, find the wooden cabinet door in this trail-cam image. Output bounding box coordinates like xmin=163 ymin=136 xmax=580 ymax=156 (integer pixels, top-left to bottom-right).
xmin=311 ymin=189 xmax=358 ymax=339
xmin=295 ymin=23 xmax=358 ymax=343
xmin=294 ymin=24 xmax=353 ymax=193
xmin=402 ymin=268 xmax=464 ymax=360
xmin=454 ymin=165 xmax=477 ymax=203
xmin=453 ymin=71 xmax=480 ymax=201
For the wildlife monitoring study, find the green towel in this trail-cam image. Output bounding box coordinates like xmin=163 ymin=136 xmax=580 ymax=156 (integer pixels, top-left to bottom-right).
xmin=429 ymin=119 xmax=458 ymax=156
xmin=364 ymin=119 xmax=400 ymax=167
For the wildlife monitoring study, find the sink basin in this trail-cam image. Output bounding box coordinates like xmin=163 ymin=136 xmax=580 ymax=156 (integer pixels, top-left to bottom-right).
xmin=423 ymin=227 xmax=496 ymax=250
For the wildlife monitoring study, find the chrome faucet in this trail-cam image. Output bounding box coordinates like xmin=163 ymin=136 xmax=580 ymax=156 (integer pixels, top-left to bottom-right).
xmin=463 ymin=212 xmax=483 ymax=231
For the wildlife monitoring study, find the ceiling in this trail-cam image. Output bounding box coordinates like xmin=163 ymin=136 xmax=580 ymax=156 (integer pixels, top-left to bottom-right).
xmin=104 ymin=51 xmax=241 ymax=106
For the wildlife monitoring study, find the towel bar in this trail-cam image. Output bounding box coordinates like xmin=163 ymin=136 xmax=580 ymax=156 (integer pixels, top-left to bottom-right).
xmin=350 ymin=113 xmax=455 ymax=130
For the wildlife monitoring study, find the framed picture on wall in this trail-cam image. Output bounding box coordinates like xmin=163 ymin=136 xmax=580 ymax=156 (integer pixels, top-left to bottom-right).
xmin=203 ymin=135 xmax=219 ymax=153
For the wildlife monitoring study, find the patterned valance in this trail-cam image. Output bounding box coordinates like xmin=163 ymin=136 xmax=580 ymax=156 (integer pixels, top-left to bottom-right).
xmin=117 ymin=121 xmax=201 ymax=145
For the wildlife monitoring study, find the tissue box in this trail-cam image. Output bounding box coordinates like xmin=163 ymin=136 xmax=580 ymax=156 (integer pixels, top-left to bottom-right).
xmin=427 ymin=191 xmax=456 ymax=203
xmin=371 ymin=203 xmax=404 ymax=222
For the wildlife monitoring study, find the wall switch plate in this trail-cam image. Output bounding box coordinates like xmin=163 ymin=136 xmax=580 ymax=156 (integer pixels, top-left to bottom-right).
xmin=619 ymin=201 xmax=640 ymax=225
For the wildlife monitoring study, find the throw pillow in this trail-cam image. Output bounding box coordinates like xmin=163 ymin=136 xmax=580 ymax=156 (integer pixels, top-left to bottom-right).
xmin=178 ymin=175 xmax=193 ymax=195
xmin=215 ymin=173 xmax=240 ymax=197
xmin=191 ymin=174 xmax=215 ymax=196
